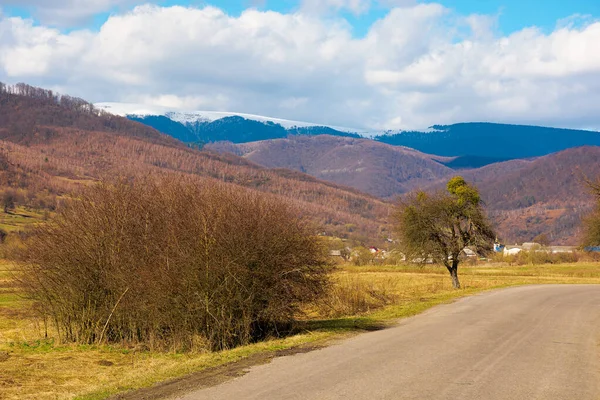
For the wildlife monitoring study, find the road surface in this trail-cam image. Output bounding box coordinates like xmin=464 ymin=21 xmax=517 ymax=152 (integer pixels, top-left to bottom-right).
xmin=179 ymin=285 xmax=600 ymax=400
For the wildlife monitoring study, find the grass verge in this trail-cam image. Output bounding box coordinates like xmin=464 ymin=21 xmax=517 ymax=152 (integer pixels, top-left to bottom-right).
xmin=2 ymin=261 xmax=600 ymax=399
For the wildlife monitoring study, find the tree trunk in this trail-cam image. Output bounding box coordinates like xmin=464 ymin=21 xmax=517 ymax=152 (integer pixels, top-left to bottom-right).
xmin=447 ymin=262 xmax=461 ymax=289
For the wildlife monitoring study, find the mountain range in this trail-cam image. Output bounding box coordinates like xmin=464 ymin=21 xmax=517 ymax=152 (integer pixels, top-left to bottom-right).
xmin=95 ymin=101 xmax=600 ymax=245
xmin=1 ymin=84 xmax=599 ymax=245
xmin=0 ymin=84 xmax=389 ymax=244
xmin=96 ymin=103 xmax=362 ymax=146
xmin=97 ymin=102 xmax=600 ymax=166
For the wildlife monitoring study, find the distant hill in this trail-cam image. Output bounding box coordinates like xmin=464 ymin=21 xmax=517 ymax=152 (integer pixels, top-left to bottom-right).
xmin=439 ymin=155 xmax=512 ymax=170
xmin=207 ymin=135 xmax=454 ymax=198
xmin=131 ymin=114 xmax=361 ymax=144
xmin=401 ymin=146 xmax=600 ymax=245
xmin=376 ymin=123 xmax=600 ymax=160
xmin=0 ymin=84 xmax=176 ymax=147
xmin=22 ymin=89 xmax=598 ymax=245
xmin=127 ymin=115 xmax=199 ymax=144
xmin=98 ymin=104 xmax=600 ymax=164
xmin=0 ymin=83 xmax=390 ymax=244
xmin=97 ymin=102 xmax=362 ymax=144
xmin=461 ymin=146 xmax=600 ymax=244
xmin=209 ymin=135 xmax=600 ymax=245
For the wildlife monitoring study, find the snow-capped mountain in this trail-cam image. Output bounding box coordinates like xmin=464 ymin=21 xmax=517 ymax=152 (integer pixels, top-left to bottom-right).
xmin=95 ymin=102 xmax=363 ymax=134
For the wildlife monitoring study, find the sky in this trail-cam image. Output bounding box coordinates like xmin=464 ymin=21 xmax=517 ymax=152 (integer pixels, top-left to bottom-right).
xmin=0 ymin=0 xmax=599 ymax=130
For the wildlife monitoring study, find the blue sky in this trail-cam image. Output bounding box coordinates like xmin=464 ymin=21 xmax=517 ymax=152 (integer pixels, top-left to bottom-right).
xmin=3 ymin=0 xmax=598 ymax=34
xmin=1 ymin=0 xmax=599 ymax=130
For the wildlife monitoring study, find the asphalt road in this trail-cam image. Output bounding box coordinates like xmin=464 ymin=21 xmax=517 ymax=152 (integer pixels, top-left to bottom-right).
xmin=179 ymin=285 xmax=600 ymax=400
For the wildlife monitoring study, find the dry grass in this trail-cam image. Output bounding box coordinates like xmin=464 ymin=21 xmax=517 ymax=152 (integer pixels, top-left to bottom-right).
xmin=314 ymin=275 xmax=400 ymax=317
xmin=0 ymin=207 xmax=45 ymax=233
xmin=3 ymin=260 xmax=600 ymax=399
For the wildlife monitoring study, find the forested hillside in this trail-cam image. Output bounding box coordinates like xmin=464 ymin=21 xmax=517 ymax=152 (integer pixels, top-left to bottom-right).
xmin=0 ymin=83 xmax=176 ymax=146
xmin=127 ymin=113 xmax=361 ymax=145
xmin=209 ymin=134 xmax=600 ymax=245
xmin=463 ymin=146 xmax=600 ymax=244
xmin=376 ymin=123 xmax=600 ymax=160
xmin=0 ymin=83 xmax=390 ymax=244
xmin=208 ymin=135 xmax=454 ymax=198
xmin=4 ymin=82 xmax=598 ymax=245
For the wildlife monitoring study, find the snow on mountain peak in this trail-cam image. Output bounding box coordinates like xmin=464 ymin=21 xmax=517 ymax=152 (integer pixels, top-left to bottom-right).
xmin=95 ymin=102 xmax=363 ymax=133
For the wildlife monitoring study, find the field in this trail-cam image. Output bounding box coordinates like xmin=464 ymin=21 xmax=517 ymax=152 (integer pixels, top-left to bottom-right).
xmin=2 ymin=259 xmax=600 ymax=399
xmin=0 ymin=207 xmax=46 ymax=233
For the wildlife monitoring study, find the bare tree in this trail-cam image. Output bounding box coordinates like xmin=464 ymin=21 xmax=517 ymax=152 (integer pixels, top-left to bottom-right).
xmin=2 ymin=190 xmax=16 ymax=213
xmin=582 ymin=176 xmax=600 ymax=247
xmin=393 ymin=176 xmax=496 ymax=289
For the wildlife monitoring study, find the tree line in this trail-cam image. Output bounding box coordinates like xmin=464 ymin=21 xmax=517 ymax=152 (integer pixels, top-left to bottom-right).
xmin=0 ymin=81 xmax=175 ymax=146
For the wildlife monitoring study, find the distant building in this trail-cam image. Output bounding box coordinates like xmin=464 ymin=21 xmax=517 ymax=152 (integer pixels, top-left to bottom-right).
xmin=585 ymin=246 xmax=600 ymax=253
xmin=462 ymin=248 xmax=477 ymax=258
xmin=504 ymin=247 xmax=522 ymax=256
xmin=494 ymin=238 xmax=505 ymax=253
xmin=522 ymin=242 xmax=541 ymax=250
xmin=494 ymin=243 xmax=505 ymax=252
xmin=549 ymin=246 xmax=575 ymax=254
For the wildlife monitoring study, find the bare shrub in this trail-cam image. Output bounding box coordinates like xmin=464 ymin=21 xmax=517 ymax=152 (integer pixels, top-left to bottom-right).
xmin=352 ymin=247 xmax=374 ymax=266
xmin=18 ymin=177 xmax=330 ymax=351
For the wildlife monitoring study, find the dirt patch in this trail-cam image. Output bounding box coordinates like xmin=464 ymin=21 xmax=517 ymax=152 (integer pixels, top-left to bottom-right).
xmin=109 ymin=344 xmax=325 ymax=400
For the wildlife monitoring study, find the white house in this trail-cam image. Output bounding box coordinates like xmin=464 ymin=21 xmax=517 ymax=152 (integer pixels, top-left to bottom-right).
xmin=504 ymin=247 xmax=522 ymax=256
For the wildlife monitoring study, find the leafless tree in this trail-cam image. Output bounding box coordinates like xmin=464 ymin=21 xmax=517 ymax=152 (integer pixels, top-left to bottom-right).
xmin=582 ymin=176 xmax=600 ymax=247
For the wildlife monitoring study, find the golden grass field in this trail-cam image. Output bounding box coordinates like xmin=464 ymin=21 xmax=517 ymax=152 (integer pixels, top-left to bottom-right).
xmin=3 ymin=259 xmax=600 ymax=399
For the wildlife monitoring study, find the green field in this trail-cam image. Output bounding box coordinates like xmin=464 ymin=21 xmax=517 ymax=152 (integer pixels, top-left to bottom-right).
xmin=2 ymin=260 xmax=600 ymax=399
xmin=0 ymin=208 xmax=46 ymax=233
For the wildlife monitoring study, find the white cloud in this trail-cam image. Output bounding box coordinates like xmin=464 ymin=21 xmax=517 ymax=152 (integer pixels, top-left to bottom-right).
xmin=1 ymin=3 xmax=600 ymax=131
xmin=0 ymin=0 xmax=143 ymax=26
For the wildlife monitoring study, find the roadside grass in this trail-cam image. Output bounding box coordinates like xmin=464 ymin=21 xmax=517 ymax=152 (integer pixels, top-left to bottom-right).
xmin=2 ymin=260 xmax=600 ymax=399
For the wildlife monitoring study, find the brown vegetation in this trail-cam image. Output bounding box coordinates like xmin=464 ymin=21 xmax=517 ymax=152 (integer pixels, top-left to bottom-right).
xmin=581 ymin=176 xmax=600 ymax=247
xmin=0 ymin=82 xmax=390 ymax=244
xmin=0 ymin=82 xmax=176 ymax=146
xmin=210 ymin=136 xmax=600 ymax=245
xmin=464 ymin=147 xmax=600 ymax=245
xmin=18 ymin=178 xmax=330 ymax=351
xmin=208 ymin=135 xmax=453 ymax=198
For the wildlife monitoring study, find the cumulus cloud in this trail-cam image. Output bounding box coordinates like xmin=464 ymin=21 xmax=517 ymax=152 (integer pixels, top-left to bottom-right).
xmin=0 ymin=3 xmax=599 ymax=131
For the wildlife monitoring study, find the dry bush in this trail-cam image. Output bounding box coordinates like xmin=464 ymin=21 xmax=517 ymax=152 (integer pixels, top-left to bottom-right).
xmin=18 ymin=178 xmax=330 ymax=351
xmin=352 ymin=247 xmax=375 ymax=266
xmin=579 ymin=251 xmax=600 ymax=262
